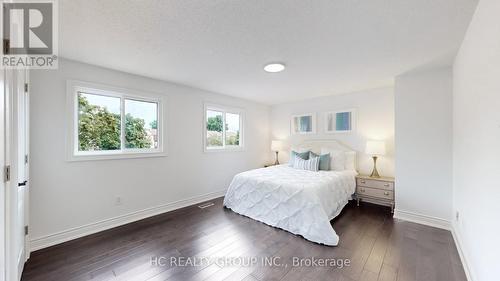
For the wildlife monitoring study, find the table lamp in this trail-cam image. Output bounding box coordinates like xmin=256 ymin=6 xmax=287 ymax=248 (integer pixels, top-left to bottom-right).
xmin=271 ymin=140 xmax=284 ymax=165
xmin=365 ymin=140 xmax=386 ymax=178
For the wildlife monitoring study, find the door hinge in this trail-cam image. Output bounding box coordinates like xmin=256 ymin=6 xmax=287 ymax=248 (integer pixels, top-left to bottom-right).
xmin=25 ymin=154 xmax=29 ymax=164
xmin=24 ymin=83 xmax=28 ymax=93
xmin=4 ymin=165 xmax=10 ymax=182
xmin=24 ymin=226 xmax=29 ymax=236
xmin=3 ymin=39 xmax=9 ymax=54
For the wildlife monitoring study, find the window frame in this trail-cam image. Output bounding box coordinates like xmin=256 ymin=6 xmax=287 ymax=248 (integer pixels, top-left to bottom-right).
xmin=66 ymin=80 xmax=167 ymax=161
xmin=203 ymin=103 xmax=244 ymax=152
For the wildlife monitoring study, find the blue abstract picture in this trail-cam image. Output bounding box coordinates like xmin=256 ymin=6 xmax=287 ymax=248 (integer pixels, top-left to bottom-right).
xmin=336 ymin=112 xmax=351 ymax=131
xmin=326 ymin=111 xmax=353 ymax=132
xmin=292 ymin=114 xmax=315 ymax=134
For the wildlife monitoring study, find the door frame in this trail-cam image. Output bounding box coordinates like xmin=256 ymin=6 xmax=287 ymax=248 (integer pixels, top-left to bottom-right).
xmin=4 ymin=67 xmax=15 ymax=281
xmin=0 ymin=66 xmax=6 ymax=281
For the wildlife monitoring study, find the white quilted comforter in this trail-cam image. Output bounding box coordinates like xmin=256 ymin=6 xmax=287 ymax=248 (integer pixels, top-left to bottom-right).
xmin=223 ymin=165 xmax=357 ymax=246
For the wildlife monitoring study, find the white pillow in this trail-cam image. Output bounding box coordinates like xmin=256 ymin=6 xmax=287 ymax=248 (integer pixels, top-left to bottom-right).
xmin=292 ymin=155 xmax=320 ymax=172
xmin=320 ymin=148 xmax=346 ymax=171
xmin=344 ymin=151 xmax=356 ymax=171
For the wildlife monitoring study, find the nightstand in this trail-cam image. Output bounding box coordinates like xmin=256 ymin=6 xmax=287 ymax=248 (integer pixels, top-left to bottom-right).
xmin=355 ymin=175 xmax=395 ymax=213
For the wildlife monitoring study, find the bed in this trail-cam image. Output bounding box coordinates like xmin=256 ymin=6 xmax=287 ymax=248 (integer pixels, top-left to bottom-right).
xmin=223 ymin=140 xmax=358 ymax=246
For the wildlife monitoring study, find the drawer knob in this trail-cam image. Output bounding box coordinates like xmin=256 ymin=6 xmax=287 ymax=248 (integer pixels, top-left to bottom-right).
xmin=360 ymin=180 xmax=366 ymax=184
xmin=360 ymin=188 xmax=365 ymax=192
xmin=384 ymin=183 xmax=390 ymax=187
xmin=384 ymin=191 xmax=390 ymax=196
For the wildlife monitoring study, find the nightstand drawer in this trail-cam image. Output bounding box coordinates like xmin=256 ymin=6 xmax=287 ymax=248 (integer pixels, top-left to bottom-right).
xmin=356 ymin=186 xmax=394 ymax=200
xmin=356 ymin=178 xmax=394 ymax=190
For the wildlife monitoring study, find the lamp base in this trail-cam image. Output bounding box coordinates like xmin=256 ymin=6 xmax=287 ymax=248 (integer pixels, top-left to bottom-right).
xmin=370 ymin=156 xmax=380 ymax=178
xmin=274 ymin=151 xmax=280 ymax=165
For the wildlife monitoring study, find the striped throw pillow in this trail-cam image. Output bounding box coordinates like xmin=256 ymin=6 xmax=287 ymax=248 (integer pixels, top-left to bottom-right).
xmin=288 ymin=150 xmax=310 ymax=166
xmin=292 ymin=155 xmax=320 ymax=172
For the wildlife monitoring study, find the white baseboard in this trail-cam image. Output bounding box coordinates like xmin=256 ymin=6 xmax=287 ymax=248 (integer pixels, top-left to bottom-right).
xmin=30 ymin=189 xmax=227 ymax=251
xmin=451 ymin=223 xmax=475 ymax=281
xmin=393 ymin=209 xmax=451 ymax=230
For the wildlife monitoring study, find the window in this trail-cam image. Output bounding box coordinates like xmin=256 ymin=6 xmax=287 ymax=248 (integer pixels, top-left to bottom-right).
xmin=67 ymin=81 xmax=165 ymax=160
xmin=78 ymin=92 xmax=122 ymax=152
xmin=204 ymin=104 xmax=243 ymax=151
xmin=124 ymin=99 xmax=159 ymax=149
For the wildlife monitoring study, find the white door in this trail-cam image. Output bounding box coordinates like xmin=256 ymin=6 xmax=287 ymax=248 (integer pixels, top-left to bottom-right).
xmin=22 ymin=71 xmax=30 ymax=262
xmin=16 ymin=69 xmax=29 ymax=267
xmin=4 ymin=68 xmax=29 ymax=281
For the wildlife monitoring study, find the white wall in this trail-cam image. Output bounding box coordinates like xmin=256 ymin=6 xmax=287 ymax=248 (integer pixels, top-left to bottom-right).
xmin=29 ymin=59 xmax=271 ymax=249
xmin=453 ymin=0 xmax=500 ymax=280
xmin=394 ymin=67 xmax=453 ymax=223
xmin=270 ymin=87 xmax=395 ymax=177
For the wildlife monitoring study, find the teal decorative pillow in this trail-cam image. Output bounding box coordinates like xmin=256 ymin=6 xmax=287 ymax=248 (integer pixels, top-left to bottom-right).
xmin=309 ymin=152 xmax=331 ymax=171
xmin=289 ymin=151 xmax=309 ymax=166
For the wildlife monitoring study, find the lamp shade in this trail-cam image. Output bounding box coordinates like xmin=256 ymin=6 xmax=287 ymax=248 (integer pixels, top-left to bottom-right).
xmin=365 ymin=140 xmax=386 ymax=156
xmin=271 ymin=140 xmax=284 ymax=151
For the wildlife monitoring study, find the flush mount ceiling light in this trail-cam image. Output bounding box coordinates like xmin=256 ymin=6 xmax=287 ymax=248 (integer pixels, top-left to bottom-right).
xmin=264 ymin=63 xmax=285 ymax=73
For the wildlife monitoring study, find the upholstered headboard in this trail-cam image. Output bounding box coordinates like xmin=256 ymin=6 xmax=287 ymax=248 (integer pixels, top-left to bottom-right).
xmin=291 ymin=140 xmax=358 ymax=171
xmin=293 ymin=140 xmax=354 ymax=153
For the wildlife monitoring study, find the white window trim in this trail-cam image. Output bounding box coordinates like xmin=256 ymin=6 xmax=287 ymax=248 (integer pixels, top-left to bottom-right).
xmin=203 ymin=102 xmax=245 ymax=153
xmin=324 ymin=108 xmax=356 ymax=134
xmin=66 ymin=80 xmax=167 ymax=161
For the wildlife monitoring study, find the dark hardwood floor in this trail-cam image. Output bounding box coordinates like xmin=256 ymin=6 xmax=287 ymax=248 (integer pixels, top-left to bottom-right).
xmin=21 ymin=198 xmax=467 ymax=281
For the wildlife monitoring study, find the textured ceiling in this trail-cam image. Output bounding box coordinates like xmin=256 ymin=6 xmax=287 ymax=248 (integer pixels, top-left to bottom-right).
xmin=60 ymin=0 xmax=478 ymax=104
